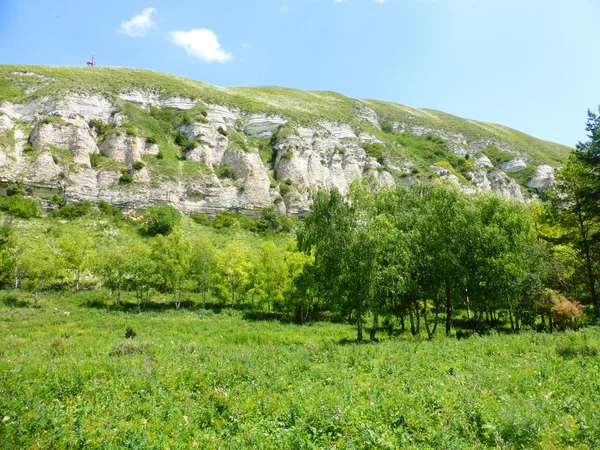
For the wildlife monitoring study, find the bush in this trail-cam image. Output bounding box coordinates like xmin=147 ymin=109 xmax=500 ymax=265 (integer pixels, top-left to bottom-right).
xmin=88 ymin=119 xmax=109 ymax=137
xmin=119 ymin=170 xmax=133 ymax=184
xmin=97 ymin=200 xmax=123 ymax=219
xmin=143 ymin=204 xmax=181 ymax=236
xmin=380 ymin=121 xmax=394 ymax=133
xmin=50 ymin=201 xmax=94 ymax=220
xmin=125 ymin=326 xmax=137 ymax=339
xmin=39 ymin=194 xmax=66 ymax=207
xmin=551 ymin=295 xmax=584 ymax=330
xmin=213 ymin=211 xmax=242 ymax=229
xmin=217 ymin=126 xmax=228 ymax=136
xmin=0 ymin=195 xmax=40 ymax=219
xmin=132 ymin=161 xmax=145 ymax=171
xmin=362 ymin=142 xmax=385 ymax=164
xmin=215 ymin=164 xmax=234 ymax=180
xmin=190 ymin=212 xmax=212 ymax=226
xmin=6 ymin=181 xmax=25 ymax=196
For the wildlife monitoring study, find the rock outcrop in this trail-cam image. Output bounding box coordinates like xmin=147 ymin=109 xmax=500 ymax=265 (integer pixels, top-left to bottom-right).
xmin=0 ymin=67 xmax=570 ymax=215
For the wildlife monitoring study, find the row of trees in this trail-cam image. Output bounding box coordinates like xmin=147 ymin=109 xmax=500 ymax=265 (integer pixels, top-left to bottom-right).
xmin=297 ymin=182 xmax=574 ymax=342
xmin=0 ymin=179 xmax=587 ymax=341
xmin=0 ymin=221 xmax=312 ymax=316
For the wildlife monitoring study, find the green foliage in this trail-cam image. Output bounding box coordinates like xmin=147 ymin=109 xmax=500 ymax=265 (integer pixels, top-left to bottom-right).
xmin=214 ymin=164 xmax=234 ymax=180
xmin=132 ymin=161 xmax=145 ymax=171
xmin=172 ymin=130 xmax=199 ymax=153
xmin=142 ymin=204 xmax=181 ymax=236
xmin=0 ymin=195 xmax=40 ymax=219
xmin=40 ymin=115 xmax=66 ymax=126
xmin=39 ymin=194 xmax=66 ymax=207
xmin=5 ymin=180 xmax=25 ymax=196
xmin=50 ymin=201 xmax=95 ymax=220
xmin=483 ymin=146 xmax=515 ymax=166
xmin=362 ymin=142 xmax=386 ymax=163
xmin=380 ymin=120 xmax=394 ymax=133
xmin=190 ymin=212 xmax=212 ymax=226
xmin=119 ymin=169 xmax=133 ymax=184
xmin=88 ymin=119 xmax=110 ymax=137
xmin=2 ymin=290 xmax=600 ymax=448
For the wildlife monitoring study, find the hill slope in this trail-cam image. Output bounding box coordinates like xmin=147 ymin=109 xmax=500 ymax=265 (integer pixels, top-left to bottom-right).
xmin=0 ymin=65 xmax=572 ymax=215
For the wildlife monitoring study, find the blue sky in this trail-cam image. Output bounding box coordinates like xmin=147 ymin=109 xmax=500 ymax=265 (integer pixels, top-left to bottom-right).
xmin=1 ymin=0 xmax=599 ymax=147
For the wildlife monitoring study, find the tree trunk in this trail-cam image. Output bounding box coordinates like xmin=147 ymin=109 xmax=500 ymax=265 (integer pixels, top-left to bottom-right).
xmin=34 ymin=290 xmax=38 ymax=308
xmin=14 ymin=275 xmax=19 ymax=290
xmin=507 ymin=300 xmax=514 ymax=331
xmin=424 ymin=299 xmax=433 ymax=340
xmin=202 ymin=291 xmax=206 ymax=309
xmin=409 ymin=309 xmax=416 ymax=336
xmin=445 ymin=285 xmax=452 ymax=337
xmin=230 ymin=283 xmax=235 ymax=308
xmin=574 ymin=203 xmax=599 ymax=318
xmin=465 ymin=288 xmax=471 ymax=320
xmin=356 ymin=312 xmax=363 ymax=344
xmin=75 ymin=272 xmax=80 ymax=291
xmin=369 ymin=314 xmax=378 ymax=342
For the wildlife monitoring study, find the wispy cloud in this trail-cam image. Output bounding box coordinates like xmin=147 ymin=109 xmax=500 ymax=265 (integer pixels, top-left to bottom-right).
xmin=119 ymin=7 xmax=157 ymax=37
xmin=167 ymin=29 xmax=232 ymax=63
xmin=333 ymin=0 xmax=346 ymax=3
xmin=281 ymin=4 xmax=289 ymax=12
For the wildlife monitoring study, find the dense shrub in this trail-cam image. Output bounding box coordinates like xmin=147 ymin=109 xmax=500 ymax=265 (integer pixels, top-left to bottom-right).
xmin=119 ymin=170 xmax=134 ymax=184
xmin=132 ymin=161 xmax=145 ymax=171
xmin=50 ymin=201 xmax=95 ymax=220
xmin=0 ymin=195 xmax=40 ymax=219
xmin=190 ymin=212 xmax=212 ymax=226
xmin=215 ymin=164 xmax=234 ymax=180
xmin=6 ymin=181 xmax=25 ymax=196
xmin=142 ymin=204 xmax=181 ymax=236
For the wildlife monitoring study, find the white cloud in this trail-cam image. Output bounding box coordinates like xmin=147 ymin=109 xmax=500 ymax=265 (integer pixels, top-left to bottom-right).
xmin=168 ymin=29 xmax=232 ymax=63
xmin=281 ymin=4 xmax=289 ymax=12
xmin=119 ymin=7 xmax=157 ymax=37
xmin=374 ymin=0 xmax=387 ymax=3
xmin=333 ymin=0 xmax=346 ymax=3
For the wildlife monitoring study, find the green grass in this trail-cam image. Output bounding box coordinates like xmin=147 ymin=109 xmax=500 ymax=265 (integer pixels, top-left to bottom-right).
xmin=364 ymin=99 xmax=571 ymax=167
xmin=1 ymin=291 xmax=600 ymax=449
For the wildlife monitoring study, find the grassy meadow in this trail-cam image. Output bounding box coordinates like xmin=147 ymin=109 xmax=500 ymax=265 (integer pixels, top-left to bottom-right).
xmin=1 ymin=291 xmax=600 ymax=449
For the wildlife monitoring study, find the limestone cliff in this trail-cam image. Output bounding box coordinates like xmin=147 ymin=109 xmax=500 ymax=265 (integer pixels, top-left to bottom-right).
xmin=0 ymin=66 xmax=571 ymax=215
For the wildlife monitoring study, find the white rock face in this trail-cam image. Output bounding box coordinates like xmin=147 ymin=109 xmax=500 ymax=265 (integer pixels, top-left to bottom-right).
xmin=0 ymin=115 xmax=14 ymax=132
xmin=99 ymin=132 xmax=155 ymax=166
xmin=474 ymin=154 xmax=494 ymax=168
xmin=243 ymin=114 xmax=287 ymax=138
xmin=2 ymin=94 xmax=114 ymax=126
xmin=29 ymin=121 xmax=98 ymax=167
xmin=470 ymin=170 xmax=524 ymax=201
xmin=499 ymin=159 xmax=527 ymax=173
xmin=527 ymin=164 xmax=555 ymax=191
xmin=222 ymin=148 xmax=273 ymax=209
xmin=0 ymin=89 xmax=545 ymax=216
xmin=118 ymin=92 xmax=197 ymax=110
xmin=179 ymin=123 xmax=229 ymax=166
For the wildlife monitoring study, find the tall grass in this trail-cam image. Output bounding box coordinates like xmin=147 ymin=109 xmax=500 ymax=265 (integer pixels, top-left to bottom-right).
xmin=1 ymin=290 xmax=599 ymax=449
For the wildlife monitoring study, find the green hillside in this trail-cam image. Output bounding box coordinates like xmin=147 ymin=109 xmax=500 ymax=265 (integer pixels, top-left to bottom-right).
xmin=0 ymin=65 xmax=573 ymax=192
